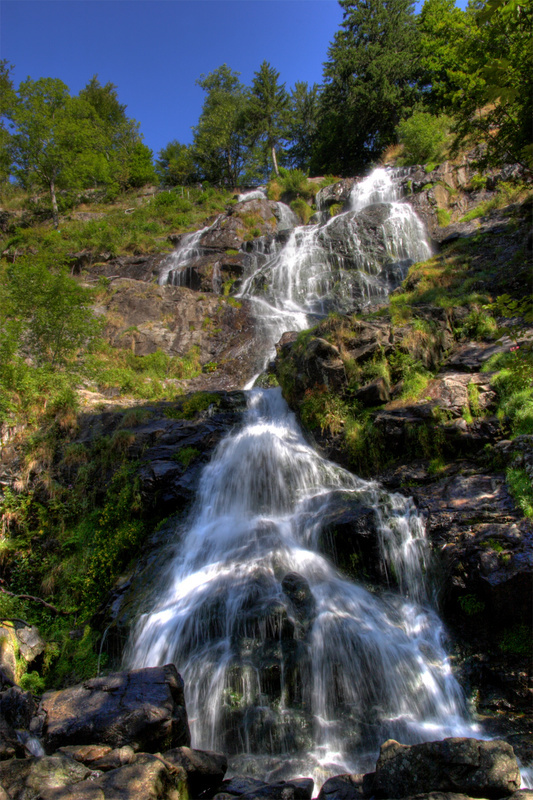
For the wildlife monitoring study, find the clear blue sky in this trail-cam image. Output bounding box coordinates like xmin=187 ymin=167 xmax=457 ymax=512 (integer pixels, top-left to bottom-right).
xmin=1 ymin=0 xmax=345 ymax=157
xmin=1 ymin=0 xmax=468 ymax=160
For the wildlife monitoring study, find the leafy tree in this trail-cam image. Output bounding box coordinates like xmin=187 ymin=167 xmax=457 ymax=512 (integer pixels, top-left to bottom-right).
xmin=192 ymin=64 xmax=252 ymax=186
xmin=285 ymin=82 xmax=320 ymax=172
xmin=312 ymin=0 xmax=420 ymax=175
xmin=1 ymin=253 xmax=99 ymax=367
xmin=156 ymin=140 xmax=196 ymax=185
xmin=417 ymin=0 xmax=479 ymax=114
xmin=246 ymin=61 xmax=289 ymax=177
xmin=397 ymin=111 xmax=451 ymax=164
xmin=9 ymin=78 xmax=106 ymax=227
xmin=79 ymin=75 xmax=155 ymax=189
xmin=0 ymin=61 xmax=15 ymax=186
xmin=457 ymin=0 xmax=533 ymax=170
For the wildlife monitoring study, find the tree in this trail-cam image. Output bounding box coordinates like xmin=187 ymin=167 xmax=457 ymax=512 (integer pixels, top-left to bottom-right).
xmin=192 ymin=65 xmax=251 ymax=186
xmin=3 ymin=253 xmax=99 ymax=367
xmin=9 ymin=78 xmax=105 ymax=227
xmin=0 ymin=61 xmax=15 ymax=186
xmin=246 ymin=61 xmax=289 ymax=177
xmin=312 ymin=0 xmax=420 ymax=175
xmin=156 ymin=140 xmax=196 ymax=185
xmin=285 ymin=82 xmax=320 ymax=172
xmin=79 ymin=75 xmax=155 ymax=189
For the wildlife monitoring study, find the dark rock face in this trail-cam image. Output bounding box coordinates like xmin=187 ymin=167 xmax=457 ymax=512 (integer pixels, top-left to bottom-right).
xmin=100 ymin=280 xmax=258 ymax=389
xmin=317 ymin=773 xmax=368 ymax=800
xmin=162 ymin=745 xmax=228 ymax=797
xmin=34 ymin=665 xmax=190 ymax=755
xmin=373 ymin=737 xmax=521 ymax=799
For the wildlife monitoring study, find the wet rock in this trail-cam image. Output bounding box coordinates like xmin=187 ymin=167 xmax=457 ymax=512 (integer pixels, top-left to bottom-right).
xmin=281 ymin=573 xmax=316 ymax=626
xmin=0 ymin=711 xmax=21 ymax=760
xmin=316 ymin=180 xmax=356 ymax=212
xmin=35 ymin=665 xmax=190 ymax=754
xmin=0 ymin=686 xmax=36 ymax=729
xmin=38 ymin=752 xmax=188 ymax=800
xmin=317 ymin=492 xmax=381 ymax=583
xmin=238 ymin=783 xmax=296 ymax=800
xmin=373 ymin=737 xmax=521 ymax=799
xmin=221 ymin=776 xmax=269 ymax=795
xmin=284 ymin=779 xmax=314 ymax=799
xmin=161 ymin=745 xmax=228 ymax=796
xmin=0 ymin=753 xmax=91 ymax=799
xmin=353 ymin=377 xmax=390 ymax=407
xmin=317 ymin=773 xmax=366 ymax=800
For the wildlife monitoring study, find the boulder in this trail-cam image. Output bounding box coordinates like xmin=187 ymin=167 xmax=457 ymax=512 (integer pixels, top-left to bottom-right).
xmin=35 ymin=665 xmax=190 ymax=754
xmin=0 ymin=686 xmax=35 ymax=730
xmin=221 ymin=776 xmax=269 ymax=795
xmin=316 ymin=180 xmax=356 ymax=212
xmin=0 ymin=753 xmax=91 ymax=800
xmin=37 ymin=753 xmax=188 ymax=800
xmin=353 ymin=378 xmax=390 ymax=407
xmin=161 ymin=745 xmax=228 ymax=796
xmin=373 ymin=737 xmax=521 ymax=798
xmin=317 ymin=773 xmax=367 ymax=800
xmin=57 ymin=743 xmax=112 ymax=765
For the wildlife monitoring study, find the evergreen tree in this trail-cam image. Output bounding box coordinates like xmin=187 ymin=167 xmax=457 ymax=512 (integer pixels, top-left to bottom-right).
xmin=312 ymin=0 xmax=420 ymax=175
xmin=285 ymin=82 xmax=320 ymax=172
xmin=246 ymin=61 xmax=289 ymax=177
xmin=192 ymin=65 xmax=251 ymax=186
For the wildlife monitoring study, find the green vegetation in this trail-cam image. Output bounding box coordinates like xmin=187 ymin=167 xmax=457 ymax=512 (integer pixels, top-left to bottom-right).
xmin=397 ymin=111 xmax=452 ymax=165
xmin=499 ymin=623 xmax=532 ymax=656
xmin=172 ymin=446 xmax=201 ymax=467
xmin=458 ymin=594 xmax=486 ymax=615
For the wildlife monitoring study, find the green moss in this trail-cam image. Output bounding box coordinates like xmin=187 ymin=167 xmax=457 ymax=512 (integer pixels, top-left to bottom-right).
xmin=499 ymin=623 xmax=532 ymax=655
xmin=458 ymin=594 xmax=485 ymax=615
xmin=172 ymin=446 xmax=201 ymax=467
xmin=437 ymin=208 xmax=451 ymax=227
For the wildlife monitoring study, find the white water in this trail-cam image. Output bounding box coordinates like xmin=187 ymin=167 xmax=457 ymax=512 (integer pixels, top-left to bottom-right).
xmin=238 ymin=167 xmax=431 ymax=374
xmin=128 ymin=388 xmax=477 ymax=779
xmin=127 ymin=169 xmax=486 ymax=784
xmin=158 ymin=223 xmax=214 ymax=287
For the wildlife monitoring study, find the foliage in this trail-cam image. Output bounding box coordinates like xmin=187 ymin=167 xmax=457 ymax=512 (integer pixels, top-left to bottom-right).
xmin=313 ymin=0 xmax=420 ymax=175
xmin=486 ymin=348 xmax=533 ymax=436
xmin=156 ymin=140 xmax=196 ymax=186
xmin=2 ymin=253 xmax=99 ymax=367
xmin=499 ymin=622 xmax=532 ymax=655
xmin=192 ymin=65 xmax=253 ymax=186
xmin=397 ymin=111 xmax=451 ymax=165
xmin=246 ymin=61 xmax=289 ymax=178
xmin=506 ymin=467 xmax=533 ymax=518
xmin=172 ymin=446 xmax=201 ymax=467
xmin=285 ymin=82 xmax=320 ymax=172
xmin=458 ymin=594 xmax=486 ymax=615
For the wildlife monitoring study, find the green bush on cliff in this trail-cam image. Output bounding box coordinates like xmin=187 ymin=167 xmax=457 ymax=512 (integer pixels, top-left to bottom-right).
xmin=396 ymin=112 xmax=451 ymax=166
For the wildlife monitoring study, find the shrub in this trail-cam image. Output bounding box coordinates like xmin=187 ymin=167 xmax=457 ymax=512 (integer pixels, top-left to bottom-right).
xmin=397 ymin=112 xmax=451 ymax=166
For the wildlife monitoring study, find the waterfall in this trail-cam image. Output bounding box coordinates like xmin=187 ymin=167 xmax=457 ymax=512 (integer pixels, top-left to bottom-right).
xmin=158 ymin=224 xmax=214 ymax=287
xmin=128 ymin=388 xmax=476 ymax=780
xmin=238 ymin=167 xmax=431 ymax=374
xmin=127 ymin=168 xmax=478 ymax=785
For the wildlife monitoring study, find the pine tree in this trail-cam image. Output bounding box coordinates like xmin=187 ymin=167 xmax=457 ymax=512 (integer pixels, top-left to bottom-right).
xmin=246 ymin=61 xmax=289 ymax=177
xmin=312 ymin=0 xmax=420 ymax=175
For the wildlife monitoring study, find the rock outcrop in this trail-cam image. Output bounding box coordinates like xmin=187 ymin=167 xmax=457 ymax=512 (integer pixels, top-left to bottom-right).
xmin=33 ymin=665 xmax=190 ymax=754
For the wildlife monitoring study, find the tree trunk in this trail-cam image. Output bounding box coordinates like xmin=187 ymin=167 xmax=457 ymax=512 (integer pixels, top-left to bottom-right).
xmin=50 ymin=178 xmax=59 ymax=229
xmin=271 ymin=146 xmax=280 ymax=177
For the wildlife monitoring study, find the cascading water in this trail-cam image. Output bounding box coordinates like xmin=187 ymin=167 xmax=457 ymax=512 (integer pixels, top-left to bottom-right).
xmin=238 ymin=167 xmax=432 ymax=374
xmin=127 ymin=168 xmax=481 ymax=785
xmin=158 ymin=223 xmax=214 ymax=287
xmin=128 ymin=388 xmax=477 ymax=780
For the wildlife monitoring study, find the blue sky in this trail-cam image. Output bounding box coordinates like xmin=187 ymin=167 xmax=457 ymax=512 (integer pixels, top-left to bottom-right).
xmin=1 ymin=0 xmax=345 ymax=158
xmin=1 ymin=0 xmax=468 ymax=160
